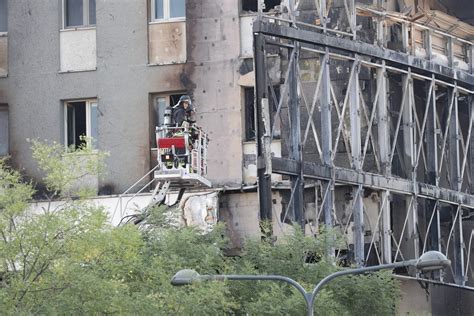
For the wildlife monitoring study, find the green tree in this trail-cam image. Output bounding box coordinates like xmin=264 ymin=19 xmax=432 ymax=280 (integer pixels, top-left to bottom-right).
xmin=139 ymin=206 xmax=400 ymax=315
xmin=0 ymin=141 xmax=400 ymax=315
xmin=0 ymin=143 xmax=142 ymax=314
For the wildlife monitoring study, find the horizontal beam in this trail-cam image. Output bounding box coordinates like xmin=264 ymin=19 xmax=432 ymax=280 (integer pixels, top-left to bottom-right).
xmin=253 ymin=19 xmax=474 ymax=87
xmin=272 ymin=157 xmax=474 ymax=208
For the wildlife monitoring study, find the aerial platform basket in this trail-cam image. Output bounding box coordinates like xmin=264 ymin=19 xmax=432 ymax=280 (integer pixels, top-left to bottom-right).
xmin=154 ymin=168 xmax=212 ymax=190
xmin=154 ymin=124 xmax=211 ymax=191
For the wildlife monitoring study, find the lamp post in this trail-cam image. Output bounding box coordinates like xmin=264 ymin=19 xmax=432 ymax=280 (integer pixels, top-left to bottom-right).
xmin=171 ymin=251 xmax=450 ymax=316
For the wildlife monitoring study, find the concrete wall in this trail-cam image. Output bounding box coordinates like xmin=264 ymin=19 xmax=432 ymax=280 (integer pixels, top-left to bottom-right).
xmin=186 ymin=0 xmax=243 ymax=186
xmin=60 ymin=28 xmax=96 ymax=72
xmin=0 ymin=0 xmax=247 ymax=192
xmin=219 ymin=190 xmax=289 ymax=250
xmin=0 ymin=0 xmax=252 ymax=191
xmin=398 ymin=279 xmax=431 ymax=315
xmin=219 ymin=191 xmax=261 ymax=249
xmin=242 ymin=140 xmax=282 ymax=185
xmin=148 ymin=21 xmax=186 ymax=64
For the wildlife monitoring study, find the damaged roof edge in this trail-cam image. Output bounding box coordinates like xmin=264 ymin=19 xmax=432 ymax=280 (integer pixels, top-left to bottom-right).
xmin=253 ymin=18 xmax=474 ymax=87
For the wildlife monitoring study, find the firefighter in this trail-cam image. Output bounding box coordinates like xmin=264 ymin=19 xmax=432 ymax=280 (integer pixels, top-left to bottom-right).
xmin=172 ymin=95 xmax=195 ymax=127
xmin=170 ymin=95 xmax=196 ymax=169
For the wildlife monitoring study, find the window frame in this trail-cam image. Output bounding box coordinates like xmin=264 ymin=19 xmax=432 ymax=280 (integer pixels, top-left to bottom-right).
xmin=63 ymin=99 xmax=98 ymax=150
xmin=240 ymin=0 xmax=281 ymax=15
xmin=243 ymin=86 xmax=280 ymax=142
xmin=149 ymin=91 xmax=186 ymax=145
xmin=150 ymin=0 xmax=186 ymax=23
xmin=62 ymin=0 xmax=96 ymax=30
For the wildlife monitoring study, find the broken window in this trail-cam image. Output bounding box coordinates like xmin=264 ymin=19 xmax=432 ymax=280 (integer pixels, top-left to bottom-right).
xmin=149 ymin=93 xmax=185 ymax=168
xmin=244 ymin=88 xmax=256 ymax=141
xmin=0 ymin=105 xmax=8 ymax=156
xmin=241 ymin=0 xmax=280 ymax=13
xmin=244 ymin=86 xmax=279 ymax=141
xmin=152 ymin=0 xmax=185 ymax=21
xmin=65 ymin=99 xmax=98 ymax=149
xmin=242 ymin=0 xmax=258 ymax=12
xmin=151 ymin=93 xmax=184 ymax=132
xmin=64 ymin=0 xmax=96 ymax=28
xmin=0 ymin=0 xmax=7 ymax=32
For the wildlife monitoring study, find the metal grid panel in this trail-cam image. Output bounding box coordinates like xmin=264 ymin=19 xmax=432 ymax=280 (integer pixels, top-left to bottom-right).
xmin=254 ymin=4 xmax=474 ymax=288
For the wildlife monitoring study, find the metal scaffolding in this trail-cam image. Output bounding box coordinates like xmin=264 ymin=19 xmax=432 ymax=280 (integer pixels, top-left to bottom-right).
xmin=254 ymin=1 xmax=474 ymax=288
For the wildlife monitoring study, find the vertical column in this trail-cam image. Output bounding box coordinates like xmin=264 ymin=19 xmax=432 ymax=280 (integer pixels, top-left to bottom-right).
xmin=376 ymin=0 xmax=385 ymax=47
xmin=320 ymin=50 xmax=333 ymax=235
xmin=401 ymin=22 xmax=409 ymax=53
xmin=320 ymin=0 xmax=327 ymax=33
xmin=350 ymin=0 xmax=356 ymax=40
xmin=377 ymin=61 xmax=392 ymax=263
xmin=402 ymin=71 xmax=419 ymax=260
xmin=470 ymin=95 xmax=474 ymax=193
xmin=424 ymin=30 xmax=433 ymax=60
xmin=449 ymin=87 xmax=465 ymax=285
xmin=425 ymin=78 xmax=440 ymax=254
xmin=376 ymin=11 xmax=391 ymax=264
xmin=410 ymin=24 xmax=416 ymax=55
xmin=350 ymin=57 xmax=364 ymax=266
xmin=254 ymin=32 xmax=273 ymax=223
xmin=468 ymin=44 xmax=474 ymax=74
xmin=289 ymin=44 xmax=304 ymax=230
xmin=447 ymin=37 xmax=454 ymax=68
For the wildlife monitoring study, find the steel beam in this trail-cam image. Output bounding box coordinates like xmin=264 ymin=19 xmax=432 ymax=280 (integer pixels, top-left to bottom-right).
xmin=471 ymin=95 xmax=474 ymax=193
xmin=448 ymin=87 xmax=465 ymax=285
xmin=254 ymin=32 xmax=273 ymax=222
xmin=469 ymin=44 xmax=474 ymax=75
xmin=349 ymin=58 xmax=364 ymax=266
xmin=402 ymin=73 xmax=420 ymax=260
xmin=272 ymin=157 xmax=474 ymax=208
xmin=253 ymin=19 xmax=474 ymax=86
xmin=425 ymin=79 xmax=440 ymax=254
xmin=320 ymin=50 xmax=333 ymax=230
xmin=288 ymin=44 xmax=304 ymax=229
xmin=377 ymin=62 xmax=392 ymax=263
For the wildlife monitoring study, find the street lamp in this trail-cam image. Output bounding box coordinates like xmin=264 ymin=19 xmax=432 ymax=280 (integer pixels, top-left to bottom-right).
xmin=171 ymin=251 xmax=450 ymax=316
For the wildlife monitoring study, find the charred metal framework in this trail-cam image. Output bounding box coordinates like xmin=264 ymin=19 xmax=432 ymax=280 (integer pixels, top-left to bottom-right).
xmin=254 ymin=1 xmax=474 ymax=288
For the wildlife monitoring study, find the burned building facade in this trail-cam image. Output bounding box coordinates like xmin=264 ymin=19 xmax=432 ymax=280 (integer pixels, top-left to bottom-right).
xmin=0 ymin=0 xmax=473 ymax=314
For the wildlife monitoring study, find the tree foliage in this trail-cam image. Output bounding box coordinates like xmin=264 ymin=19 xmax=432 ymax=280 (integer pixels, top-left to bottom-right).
xmin=0 ymin=142 xmax=400 ymax=315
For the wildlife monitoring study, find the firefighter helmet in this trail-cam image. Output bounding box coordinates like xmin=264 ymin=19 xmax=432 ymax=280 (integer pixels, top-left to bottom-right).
xmin=178 ymin=95 xmax=191 ymax=106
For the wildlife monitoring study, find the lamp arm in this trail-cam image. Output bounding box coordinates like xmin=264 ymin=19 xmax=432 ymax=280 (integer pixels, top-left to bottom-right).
xmin=201 ymin=274 xmax=309 ymax=302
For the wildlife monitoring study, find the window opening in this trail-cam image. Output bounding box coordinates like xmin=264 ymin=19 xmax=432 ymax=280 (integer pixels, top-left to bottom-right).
xmin=152 ymin=0 xmax=185 ymax=21
xmin=65 ymin=100 xmax=98 ymax=149
xmin=242 ymin=0 xmax=258 ymax=12
xmin=244 ymin=88 xmax=256 ymax=141
xmin=64 ymin=0 xmax=96 ymax=28
xmin=244 ymin=86 xmax=280 ymax=141
xmin=263 ymin=0 xmax=280 ymax=12
xmin=241 ymin=0 xmax=280 ymax=13
xmin=151 ymin=93 xmax=184 ymax=145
